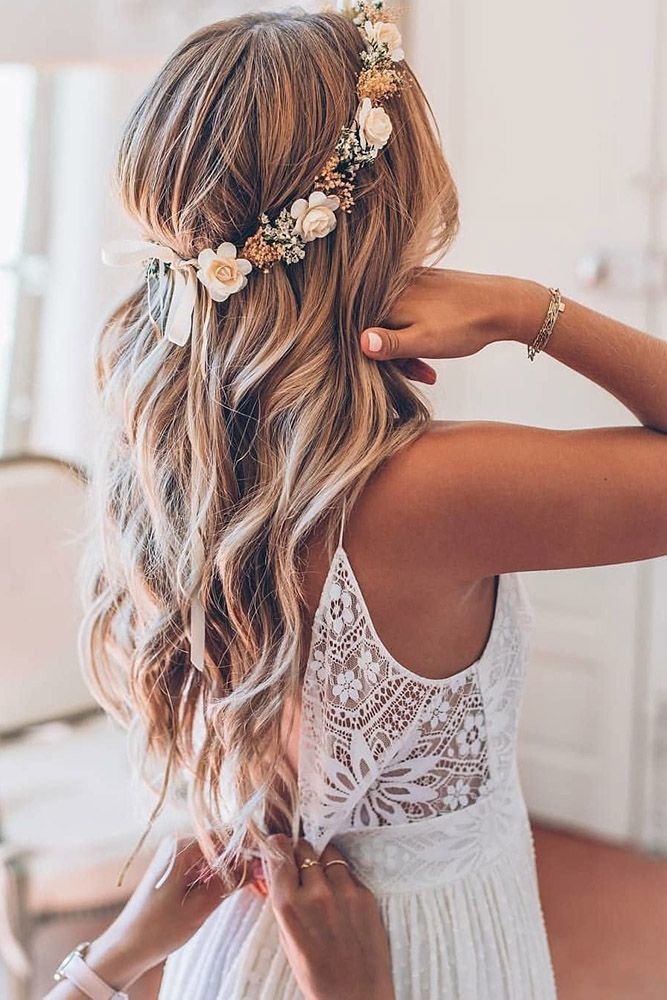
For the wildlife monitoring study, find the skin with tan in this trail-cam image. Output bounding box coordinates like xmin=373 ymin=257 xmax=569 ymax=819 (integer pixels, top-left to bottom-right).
xmin=50 ymin=271 xmax=667 ymax=996
xmin=45 ymin=839 xmax=245 ymax=1000
xmin=263 ymin=835 xmax=396 ymax=1000
xmin=290 ymin=270 xmax=667 ymax=771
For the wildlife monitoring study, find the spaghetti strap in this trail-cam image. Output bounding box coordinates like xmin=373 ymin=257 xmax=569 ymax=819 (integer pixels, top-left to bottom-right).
xmin=338 ymin=497 xmax=347 ymax=550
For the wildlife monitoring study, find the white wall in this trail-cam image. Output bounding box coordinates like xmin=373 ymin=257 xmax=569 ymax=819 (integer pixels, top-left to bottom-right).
xmin=406 ymin=0 xmax=667 ymax=848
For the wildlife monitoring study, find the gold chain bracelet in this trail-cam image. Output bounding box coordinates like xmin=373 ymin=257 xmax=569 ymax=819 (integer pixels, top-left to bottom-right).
xmin=527 ymin=287 xmax=566 ymax=361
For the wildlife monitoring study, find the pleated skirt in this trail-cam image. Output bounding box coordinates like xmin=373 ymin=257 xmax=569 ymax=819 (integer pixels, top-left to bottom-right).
xmin=159 ymin=833 xmax=557 ymax=1000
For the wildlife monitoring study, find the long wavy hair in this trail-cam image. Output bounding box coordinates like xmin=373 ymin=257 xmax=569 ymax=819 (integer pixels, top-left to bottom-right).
xmin=82 ymin=7 xmax=459 ymax=879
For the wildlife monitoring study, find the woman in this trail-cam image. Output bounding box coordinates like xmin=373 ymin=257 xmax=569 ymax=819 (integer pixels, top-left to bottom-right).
xmin=77 ymin=3 xmax=667 ymax=998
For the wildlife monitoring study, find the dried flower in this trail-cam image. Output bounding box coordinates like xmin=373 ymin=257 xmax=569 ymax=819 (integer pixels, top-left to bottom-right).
xmin=241 ymin=231 xmax=283 ymax=272
xmin=357 ymin=67 xmax=403 ymax=102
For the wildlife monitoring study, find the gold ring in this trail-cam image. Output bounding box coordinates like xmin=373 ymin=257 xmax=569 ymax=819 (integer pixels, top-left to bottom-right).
xmin=324 ymin=859 xmax=350 ymax=869
xmin=298 ymin=858 xmax=323 ymax=871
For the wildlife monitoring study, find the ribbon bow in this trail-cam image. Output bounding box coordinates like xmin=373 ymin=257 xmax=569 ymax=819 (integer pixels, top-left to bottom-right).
xmin=102 ymin=239 xmax=198 ymax=348
xmin=103 ymin=239 xmax=207 ymax=672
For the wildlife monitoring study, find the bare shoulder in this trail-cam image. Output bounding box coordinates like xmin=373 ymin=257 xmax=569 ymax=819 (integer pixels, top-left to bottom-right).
xmin=353 ymin=419 xmax=514 ymax=581
xmin=353 ymin=417 xmax=667 ymax=578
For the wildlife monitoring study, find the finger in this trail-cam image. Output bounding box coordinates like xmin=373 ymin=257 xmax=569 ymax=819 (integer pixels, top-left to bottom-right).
xmin=294 ymin=838 xmax=325 ymax=884
xmin=361 ymin=325 xmax=426 ymax=361
xmin=243 ymin=857 xmax=269 ymax=898
xmin=319 ymin=842 xmax=356 ymax=886
xmin=262 ymin=834 xmax=299 ymax=900
xmin=394 ymin=358 xmax=438 ymax=384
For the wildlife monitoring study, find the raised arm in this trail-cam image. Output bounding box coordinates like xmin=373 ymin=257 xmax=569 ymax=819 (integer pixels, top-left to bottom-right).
xmin=360 ymin=270 xmax=667 ymax=577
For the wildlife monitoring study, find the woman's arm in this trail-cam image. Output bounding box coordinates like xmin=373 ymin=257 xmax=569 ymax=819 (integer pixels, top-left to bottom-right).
xmin=506 ymin=279 xmax=667 ymax=433
xmin=45 ymin=838 xmax=239 ymax=1000
xmin=359 ymin=270 xmax=667 ymax=576
xmin=44 ymin=836 xmax=393 ymax=1000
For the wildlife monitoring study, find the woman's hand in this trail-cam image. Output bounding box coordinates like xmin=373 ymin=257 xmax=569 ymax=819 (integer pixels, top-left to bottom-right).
xmin=263 ymin=835 xmax=395 ymax=1000
xmin=46 ymin=837 xmax=260 ymax=999
xmin=361 ymin=268 xmax=550 ymax=382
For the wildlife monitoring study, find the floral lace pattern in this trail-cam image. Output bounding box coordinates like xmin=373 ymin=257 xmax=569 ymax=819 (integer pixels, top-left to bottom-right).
xmin=299 ymin=549 xmax=497 ymax=850
xmin=161 ymin=553 xmax=556 ymax=1000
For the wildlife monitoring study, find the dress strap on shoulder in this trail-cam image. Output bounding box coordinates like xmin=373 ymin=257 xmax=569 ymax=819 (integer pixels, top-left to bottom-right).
xmin=338 ymin=496 xmax=347 ymax=550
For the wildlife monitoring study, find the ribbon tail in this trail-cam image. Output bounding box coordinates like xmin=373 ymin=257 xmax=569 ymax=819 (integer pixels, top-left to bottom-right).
xmin=165 ymin=268 xmax=197 ymax=347
xmin=146 ymin=271 xmax=156 ymax=328
xmin=158 ymin=261 xmax=167 ymax=330
xmin=101 ymin=239 xmax=181 ymax=268
xmin=153 ymin=836 xmax=178 ymax=890
xmin=189 ymin=525 xmax=206 ymax=672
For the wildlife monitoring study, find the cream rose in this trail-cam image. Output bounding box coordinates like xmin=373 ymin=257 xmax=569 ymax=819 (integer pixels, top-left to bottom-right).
xmin=364 ymin=19 xmax=405 ymax=61
xmin=356 ymin=97 xmax=393 ymax=150
xmin=196 ymin=242 xmax=252 ymax=302
xmin=290 ymin=191 xmax=341 ymax=243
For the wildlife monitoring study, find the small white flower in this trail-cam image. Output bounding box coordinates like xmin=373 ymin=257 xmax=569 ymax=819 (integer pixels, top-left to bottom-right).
xmin=444 ymin=779 xmax=471 ymax=811
xmin=359 ymin=644 xmax=380 ymax=685
xmin=196 ymin=242 xmax=252 ymax=302
xmin=449 ymin=673 xmax=467 ymax=693
xmin=326 ymin=581 xmax=355 ymax=636
xmin=290 ymin=191 xmax=340 ymax=243
xmin=356 ymin=97 xmax=393 ymax=150
xmin=364 ymin=19 xmax=404 ymax=61
xmin=332 ymin=669 xmax=363 ymax=706
xmin=311 ymin=647 xmax=327 ymax=685
xmin=455 ymin=712 xmax=486 ymax=759
xmin=422 ymin=692 xmax=450 ymax=729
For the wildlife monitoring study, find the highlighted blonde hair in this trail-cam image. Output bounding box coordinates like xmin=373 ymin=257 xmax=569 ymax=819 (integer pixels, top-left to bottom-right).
xmin=82 ymin=8 xmax=458 ymax=878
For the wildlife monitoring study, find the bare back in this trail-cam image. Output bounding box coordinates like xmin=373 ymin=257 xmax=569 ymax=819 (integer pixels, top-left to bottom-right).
xmin=284 ymin=421 xmax=501 ymax=773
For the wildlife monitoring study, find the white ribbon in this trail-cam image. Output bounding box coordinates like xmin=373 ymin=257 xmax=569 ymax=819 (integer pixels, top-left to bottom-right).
xmin=189 ymin=504 xmax=206 ymax=672
xmin=102 ymin=239 xmax=198 ymax=347
xmin=188 ymin=455 xmax=207 ymax=673
xmin=165 ymin=266 xmax=198 ymax=347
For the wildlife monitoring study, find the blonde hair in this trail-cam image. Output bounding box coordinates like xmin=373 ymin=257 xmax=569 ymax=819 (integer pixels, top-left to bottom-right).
xmin=82 ymin=8 xmax=458 ymax=877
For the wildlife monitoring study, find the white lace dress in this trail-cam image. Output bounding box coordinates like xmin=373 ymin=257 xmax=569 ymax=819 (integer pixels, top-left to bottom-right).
xmin=160 ymin=539 xmax=557 ymax=999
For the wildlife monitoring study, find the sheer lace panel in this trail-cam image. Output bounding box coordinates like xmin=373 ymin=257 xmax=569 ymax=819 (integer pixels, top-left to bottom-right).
xmin=299 ymin=549 xmax=494 ymax=849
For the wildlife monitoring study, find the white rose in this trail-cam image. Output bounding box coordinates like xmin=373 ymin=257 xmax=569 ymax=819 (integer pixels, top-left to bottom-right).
xmin=356 ymin=97 xmax=393 ymax=150
xmin=290 ymin=191 xmax=341 ymax=243
xmin=364 ymin=19 xmax=405 ymax=61
xmin=196 ymin=242 xmax=252 ymax=302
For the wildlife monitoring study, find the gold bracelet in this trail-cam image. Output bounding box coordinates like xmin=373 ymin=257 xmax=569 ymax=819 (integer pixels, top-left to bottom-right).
xmin=527 ymin=287 xmax=565 ymax=361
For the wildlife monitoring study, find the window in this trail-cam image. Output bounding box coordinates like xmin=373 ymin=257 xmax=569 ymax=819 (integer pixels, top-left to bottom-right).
xmin=0 ymin=64 xmax=36 ymax=447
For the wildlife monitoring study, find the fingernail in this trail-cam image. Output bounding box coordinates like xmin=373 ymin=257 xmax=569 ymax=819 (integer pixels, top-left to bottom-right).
xmin=366 ymin=330 xmax=383 ymax=353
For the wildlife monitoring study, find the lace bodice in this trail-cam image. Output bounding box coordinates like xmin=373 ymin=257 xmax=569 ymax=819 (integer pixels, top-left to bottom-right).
xmin=298 ymin=538 xmax=535 ymax=861
xmin=162 ymin=525 xmax=556 ymax=1000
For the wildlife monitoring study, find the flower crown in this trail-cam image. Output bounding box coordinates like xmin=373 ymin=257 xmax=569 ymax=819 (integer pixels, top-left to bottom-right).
xmin=103 ymin=0 xmax=406 ymax=349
